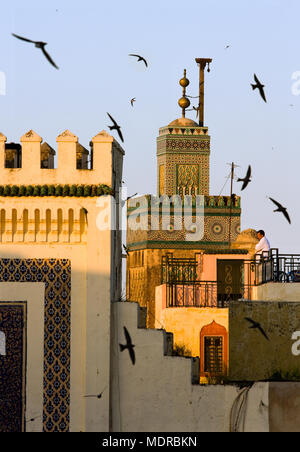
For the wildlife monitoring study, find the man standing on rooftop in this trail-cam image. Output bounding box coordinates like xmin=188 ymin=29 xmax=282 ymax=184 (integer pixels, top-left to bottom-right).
xmin=255 ymin=230 xmax=271 ymax=260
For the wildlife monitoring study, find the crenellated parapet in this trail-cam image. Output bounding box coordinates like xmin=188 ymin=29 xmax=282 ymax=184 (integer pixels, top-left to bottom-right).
xmin=127 ymin=194 xmax=241 ymax=210
xmin=0 ymin=129 xmax=125 ymax=187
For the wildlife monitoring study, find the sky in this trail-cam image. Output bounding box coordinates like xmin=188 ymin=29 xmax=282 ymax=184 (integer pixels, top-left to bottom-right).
xmin=1 ymin=0 xmax=300 ymax=253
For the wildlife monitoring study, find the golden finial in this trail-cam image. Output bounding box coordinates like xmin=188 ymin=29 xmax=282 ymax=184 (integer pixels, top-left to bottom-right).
xmin=178 ymin=69 xmax=190 ymax=118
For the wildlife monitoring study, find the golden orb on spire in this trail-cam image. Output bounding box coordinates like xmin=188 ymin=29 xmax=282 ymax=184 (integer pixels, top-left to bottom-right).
xmin=179 ymin=73 xmax=190 ymax=88
xmin=178 ymin=69 xmax=190 ymax=118
xmin=168 ymin=68 xmax=198 ymax=127
xmin=178 ymin=96 xmax=190 ymax=109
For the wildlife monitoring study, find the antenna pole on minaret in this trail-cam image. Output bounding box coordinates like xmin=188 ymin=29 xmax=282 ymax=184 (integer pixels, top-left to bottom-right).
xmin=195 ymin=58 xmax=212 ymax=127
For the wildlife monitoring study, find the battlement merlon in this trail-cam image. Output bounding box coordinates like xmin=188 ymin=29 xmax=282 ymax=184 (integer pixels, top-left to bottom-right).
xmin=0 ymin=129 xmax=125 ymax=188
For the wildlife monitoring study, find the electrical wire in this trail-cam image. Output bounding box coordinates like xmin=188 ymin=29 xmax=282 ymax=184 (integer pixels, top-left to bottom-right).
xmin=218 ymin=171 xmax=232 ymax=197
xmin=229 ymin=383 xmax=254 ymax=432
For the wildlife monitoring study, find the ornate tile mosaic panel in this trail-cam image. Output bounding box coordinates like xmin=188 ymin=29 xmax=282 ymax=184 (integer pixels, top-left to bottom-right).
xmin=176 ymin=164 xmax=200 ymax=194
xmin=0 ymin=259 xmax=71 ymax=432
xmin=159 ymin=165 xmax=165 ymax=196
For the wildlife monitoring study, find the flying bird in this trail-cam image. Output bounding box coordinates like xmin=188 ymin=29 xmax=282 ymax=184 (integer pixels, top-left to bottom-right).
xmin=107 ymin=113 xmax=124 ymax=143
xmin=130 ymin=98 xmax=136 ymax=107
xmin=244 ymin=317 xmax=269 ymax=341
xmin=129 ymin=54 xmax=148 ymax=67
xmin=225 ymin=45 xmax=230 ymax=49
xmin=119 ymin=326 xmax=135 ymax=365
xmin=251 ymin=74 xmax=266 ymax=102
xmin=84 ymin=392 xmax=104 ymax=399
xmin=269 ymin=197 xmax=291 ymax=224
xmin=84 ymin=385 xmax=107 ymax=399
xmin=26 ymin=415 xmax=42 ymax=423
xmin=237 ymin=165 xmax=252 ymax=191
xmin=12 ymin=33 xmax=59 ymax=69
xmin=193 ymin=106 xmax=200 ymax=118
xmin=84 ymin=393 xmax=103 ymax=399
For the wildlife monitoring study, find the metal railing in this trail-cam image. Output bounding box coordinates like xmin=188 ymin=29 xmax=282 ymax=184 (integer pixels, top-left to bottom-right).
xmin=166 ymin=281 xmax=252 ymax=308
xmin=269 ymin=249 xmax=300 ymax=282
xmin=245 ymin=249 xmax=300 ymax=284
xmin=161 ymin=257 xmax=199 ymax=284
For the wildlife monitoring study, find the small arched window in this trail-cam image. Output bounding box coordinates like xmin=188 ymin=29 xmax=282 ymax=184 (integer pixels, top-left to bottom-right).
xmin=0 ymin=330 xmax=6 ymax=356
xmin=200 ymin=321 xmax=228 ymax=376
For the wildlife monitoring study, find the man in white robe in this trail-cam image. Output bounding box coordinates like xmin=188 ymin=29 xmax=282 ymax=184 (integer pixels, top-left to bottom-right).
xmin=255 ymin=230 xmax=270 ymax=260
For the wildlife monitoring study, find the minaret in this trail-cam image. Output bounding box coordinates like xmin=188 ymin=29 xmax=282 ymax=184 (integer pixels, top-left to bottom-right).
xmin=126 ymin=59 xmax=242 ymax=329
xmin=157 ymin=65 xmax=211 ymax=198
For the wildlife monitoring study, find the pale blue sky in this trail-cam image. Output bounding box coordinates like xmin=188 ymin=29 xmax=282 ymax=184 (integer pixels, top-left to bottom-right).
xmin=1 ymin=0 xmax=300 ymax=252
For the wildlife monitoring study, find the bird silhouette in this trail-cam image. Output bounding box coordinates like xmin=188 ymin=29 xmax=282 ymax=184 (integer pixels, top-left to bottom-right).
xmin=193 ymin=106 xmax=200 ymax=118
xmin=26 ymin=415 xmax=42 ymax=423
xmin=129 ymin=54 xmax=148 ymax=67
xmin=84 ymin=386 xmax=107 ymax=399
xmin=237 ymin=165 xmax=251 ymax=191
xmin=12 ymin=33 xmax=59 ymax=69
xmin=84 ymin=393 xmax=102 ymax=399
xmin=107 ymin=113 xmax=124 ymax=143
xmin=84 ymin=392 xmax=104 ymax=399
xmin=130 ymin=98 xmax=136 ymax=107
xmin=269 ymin=197 xmax=291 ymax=224
xmin=245 ymin=317 xmax=269 ymax=341
xmin=119 ymin=326 xmax=135 ymax=365
xmin=251 ymin=74 xmax=266 ymax=102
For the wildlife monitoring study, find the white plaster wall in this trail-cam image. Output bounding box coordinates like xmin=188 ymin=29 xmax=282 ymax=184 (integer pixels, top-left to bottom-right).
xmin=0 ymin=194 xmax=115 ymax=432
xmin=243 ymin=383 xmax=269 ymax=432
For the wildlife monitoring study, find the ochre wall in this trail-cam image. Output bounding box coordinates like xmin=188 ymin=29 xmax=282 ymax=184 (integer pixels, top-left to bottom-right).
xmin=157 ymin=303 xmax=228 ymax=358
xmin=155 ymin=285 xmax=229 ymax=381
xmin=229 ymin=300 xmax=300 ymax=381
